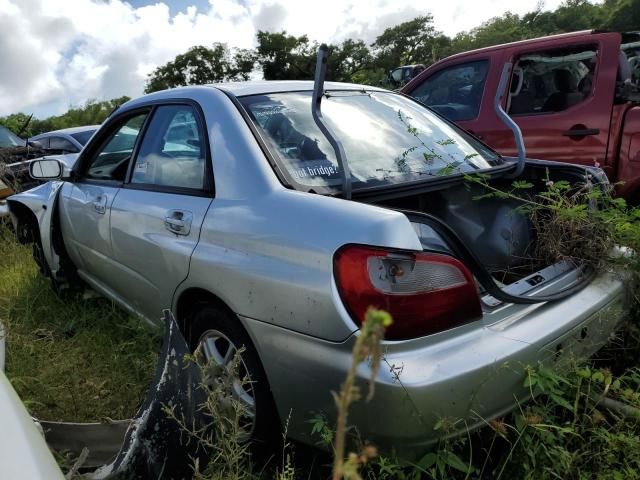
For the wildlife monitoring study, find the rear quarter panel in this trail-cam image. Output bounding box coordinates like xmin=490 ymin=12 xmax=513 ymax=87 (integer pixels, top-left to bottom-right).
xmin=177 ymin=189 xmax=422 ymax=342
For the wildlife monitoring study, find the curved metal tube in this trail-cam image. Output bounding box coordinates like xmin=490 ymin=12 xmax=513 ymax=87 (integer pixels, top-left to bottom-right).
xmin=311 ymin=44 xmax=352 ymax=199
xmin=494 ymin=62 xmax=526 ymax=178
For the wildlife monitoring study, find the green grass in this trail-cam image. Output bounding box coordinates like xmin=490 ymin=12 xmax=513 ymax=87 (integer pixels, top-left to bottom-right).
xmin=0 ymin=227 xmax=160 ymax=422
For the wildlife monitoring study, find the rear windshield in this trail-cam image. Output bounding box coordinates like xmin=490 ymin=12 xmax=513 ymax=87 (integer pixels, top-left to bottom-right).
xmin=239 ymin=91 xmax=501 ymax=190
xmin=0 ymin=125 xmax=24 ymax=148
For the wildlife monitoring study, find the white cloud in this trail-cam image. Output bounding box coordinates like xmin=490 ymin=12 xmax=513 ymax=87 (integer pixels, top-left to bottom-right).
xmin=0 ymin=0 xmax=566 ymax=117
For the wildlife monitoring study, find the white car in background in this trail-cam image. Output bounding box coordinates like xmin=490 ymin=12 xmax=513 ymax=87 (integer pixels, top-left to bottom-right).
xmin=0 ymin=324 xmax=65 ymax=480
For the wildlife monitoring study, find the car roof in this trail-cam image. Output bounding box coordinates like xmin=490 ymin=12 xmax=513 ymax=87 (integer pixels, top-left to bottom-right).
xmin=127 ymin=81 xmax=388 ymax=104
xmin=118 ymin=81 xmax=391 ymax=114
xmin=32 ymin=125 xmax=100 ymax=137
xmin=435 ymin=30 xmax=599 ymax=62
xmin=212 ymin=80 xmax=388 ymax=97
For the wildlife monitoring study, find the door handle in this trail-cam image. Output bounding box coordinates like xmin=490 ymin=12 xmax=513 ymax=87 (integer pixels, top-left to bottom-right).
xmin=164 ymin=210 xmax=192 ymax=236
xmin=91 ymin=195 xmax=107 ymax=214
xmin=562 ymin=127 xmax=600 ymax=138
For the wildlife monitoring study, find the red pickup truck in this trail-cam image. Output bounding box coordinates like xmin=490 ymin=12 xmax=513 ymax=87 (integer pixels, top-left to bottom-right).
xmin=402 ymin=31 xmax=640 ymax=199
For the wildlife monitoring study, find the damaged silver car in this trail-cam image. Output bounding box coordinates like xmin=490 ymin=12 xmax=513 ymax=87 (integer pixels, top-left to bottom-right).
xmin=7 ymin=51 xmax=628 ymax=454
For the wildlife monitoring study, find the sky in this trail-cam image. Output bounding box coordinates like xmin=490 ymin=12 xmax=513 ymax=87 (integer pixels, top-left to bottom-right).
xmin=0 ymin=0 xmax=568 ymax=118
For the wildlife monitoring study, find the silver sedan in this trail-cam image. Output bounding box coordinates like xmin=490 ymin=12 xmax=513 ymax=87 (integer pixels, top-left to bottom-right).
xmin=8 ymin=81 xmax=627 ymax=454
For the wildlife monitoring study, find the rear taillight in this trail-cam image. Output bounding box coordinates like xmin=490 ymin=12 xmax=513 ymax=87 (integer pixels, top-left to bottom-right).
xmin=334 ymin=245 xmax=482 ymax=340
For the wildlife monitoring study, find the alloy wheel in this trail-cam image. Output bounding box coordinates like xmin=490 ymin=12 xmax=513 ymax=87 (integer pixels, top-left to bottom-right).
xmin=198 ymin=329 xmax=256 ymax=439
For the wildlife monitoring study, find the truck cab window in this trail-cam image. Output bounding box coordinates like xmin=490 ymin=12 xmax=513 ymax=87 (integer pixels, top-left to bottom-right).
xmin=409 ymin=60 xmax=489 ymax=122
xmin=508 ymin=46 xmax=597 ymax=115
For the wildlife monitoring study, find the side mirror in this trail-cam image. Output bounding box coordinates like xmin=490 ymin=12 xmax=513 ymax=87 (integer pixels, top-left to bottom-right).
xmin=27 ymin=140 xmax=44 ymax=149
xmin=29 ymin=159 xmax=62 ymax=180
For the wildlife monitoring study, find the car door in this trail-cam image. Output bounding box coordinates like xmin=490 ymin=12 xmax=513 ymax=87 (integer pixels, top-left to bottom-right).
xmin=109 ymin=103 xmax=213 ymax=322
xmin=59 ymin=111 xmax=149 ymax=289
xmin=492 ymin=33 xmax=620 ymax=166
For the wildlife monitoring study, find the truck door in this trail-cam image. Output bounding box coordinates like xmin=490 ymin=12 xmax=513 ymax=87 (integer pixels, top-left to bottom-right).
xmin=493 ymin=33 xmax=620 ymax=166
xmin=404 ymin=55 xmax=502 ymax=142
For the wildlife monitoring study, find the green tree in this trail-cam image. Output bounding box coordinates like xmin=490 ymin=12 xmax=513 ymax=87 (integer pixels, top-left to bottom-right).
xmin=144 ymin=44 xmax=255 ymax=93
xmin=256 ymin=31 xmax=316 ymax=80
xmin=0 ymin=113 xmax=33 ymax=138
xmin=371 ymin=15 xmax=444 ymax=71
xmin=327 ymin=40 xmax=374 ymax=83
xmin=602 ymin=0 xmax=640 ymax=31
xmin=0 ymin=97 xmax=130 ymax=138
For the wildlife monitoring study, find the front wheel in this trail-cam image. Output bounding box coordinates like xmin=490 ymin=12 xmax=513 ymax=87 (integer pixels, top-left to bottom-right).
xmin=188 ymin=305 xmax=281 ymax=446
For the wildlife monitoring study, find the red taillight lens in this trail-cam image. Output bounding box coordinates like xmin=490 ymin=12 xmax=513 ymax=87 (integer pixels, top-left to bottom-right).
xmin=334 ymin=245 xmax=482 ymax=340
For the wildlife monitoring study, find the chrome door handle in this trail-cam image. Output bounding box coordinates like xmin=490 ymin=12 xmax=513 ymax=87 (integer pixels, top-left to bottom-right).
xmin=164 ymin=210 xmax=192 ymax=236
xmin=92 ymin=195 xmax=107 ymax=214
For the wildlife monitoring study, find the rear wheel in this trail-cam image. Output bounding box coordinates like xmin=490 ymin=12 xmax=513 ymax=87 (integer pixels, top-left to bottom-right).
xmin=188 ymin=305 xmax=281 ymax=447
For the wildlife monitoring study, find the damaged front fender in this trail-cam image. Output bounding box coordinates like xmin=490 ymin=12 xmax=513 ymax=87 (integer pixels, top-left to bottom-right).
xmin=3 ymin=311 xmax=209 ymax=480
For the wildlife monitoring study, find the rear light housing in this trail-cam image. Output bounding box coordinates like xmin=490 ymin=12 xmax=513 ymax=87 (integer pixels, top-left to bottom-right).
xmin=334 ymin=245 xmax=482 ymax=340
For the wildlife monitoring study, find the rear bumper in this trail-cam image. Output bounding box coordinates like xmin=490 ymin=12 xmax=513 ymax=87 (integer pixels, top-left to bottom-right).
xmin=244 ymin=271 xmax=627 ymax=454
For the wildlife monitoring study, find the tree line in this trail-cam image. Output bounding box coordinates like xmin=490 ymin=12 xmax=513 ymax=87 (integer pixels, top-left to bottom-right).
xmin=1 ymin=0 xmax=637 ymax=137
xmin=144 ymin=0 xmax=638 ymax=91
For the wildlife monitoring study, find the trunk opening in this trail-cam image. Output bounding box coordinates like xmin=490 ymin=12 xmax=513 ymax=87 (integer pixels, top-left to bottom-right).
xmin=363 ymin=162 xmax=598 ymax=305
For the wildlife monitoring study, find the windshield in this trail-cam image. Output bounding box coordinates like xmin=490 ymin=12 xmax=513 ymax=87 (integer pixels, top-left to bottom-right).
xmin=0 ymin=125 xmax=25 ymax=148
xmin=239 ymin=91 xmax=501 ymax=190
xmin=71 ymin=129 xmax=98 ymax=145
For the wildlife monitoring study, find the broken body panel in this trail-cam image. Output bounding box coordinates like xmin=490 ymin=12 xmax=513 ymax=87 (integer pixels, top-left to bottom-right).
xmin=0 ymin=312 xmax=207 ymax=480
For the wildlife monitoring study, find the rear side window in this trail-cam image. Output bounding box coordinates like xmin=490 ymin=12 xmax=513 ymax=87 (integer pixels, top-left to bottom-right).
xmin=32 ymin=136 xmax=49 ymax=149
xmin=390 ymin=68 xmax=403 ymax=83
xmin=508 ymin=46 xmax=597 ymax=115
xmin=409 ymin=60 xmax=489 ymax=121
xmin=85 ymin=113 xmax=147 ymax=181
xmin=130 ymin=105 xmax=205 ymax=190
xmin=49 ymin=136 xmax=77 ymax=152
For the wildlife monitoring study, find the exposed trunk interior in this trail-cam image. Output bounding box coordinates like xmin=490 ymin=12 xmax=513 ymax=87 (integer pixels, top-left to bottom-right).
xmin=364 ymin=161 xmax=596 ymax=302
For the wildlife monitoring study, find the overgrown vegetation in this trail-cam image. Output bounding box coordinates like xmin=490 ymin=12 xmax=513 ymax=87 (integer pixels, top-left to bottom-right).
xmin=0 ymin=226 xmax=159 ymax=422
xmin=140 ymin=0 xmax=638 ymax=91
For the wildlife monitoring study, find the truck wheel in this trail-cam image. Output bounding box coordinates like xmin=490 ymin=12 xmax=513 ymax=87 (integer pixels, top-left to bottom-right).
xmin=188 ymin=305 xmax=281 ymax=448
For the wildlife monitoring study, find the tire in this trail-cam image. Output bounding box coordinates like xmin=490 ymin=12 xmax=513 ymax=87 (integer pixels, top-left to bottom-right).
xmin=32 ymin=234 xmax=77 ymax=298
xmin=32 ymin=235 xmax=51 ymax=277
xmin=188 ymin=305 xmax=281 ymax=448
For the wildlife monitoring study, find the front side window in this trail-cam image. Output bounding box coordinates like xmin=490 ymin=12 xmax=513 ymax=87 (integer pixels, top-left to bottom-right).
xmin=508 ymin=46 xmax=597 ymax=115
xmin=240 ymin=91 xmax=501 ymax=190
xmin=409 ymin=60 xmax=489 ymax=121
xmin=130 ymin=105 xmax=205 ymax=190
xmin=85 ymin=113 xmax=147 ymax=181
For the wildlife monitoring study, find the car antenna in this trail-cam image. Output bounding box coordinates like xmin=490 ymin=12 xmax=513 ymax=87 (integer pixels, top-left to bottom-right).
xmin=17 ymin=113 xmax=33 ymax=144
xmin=494 ymin=63 xmax=525 ymax=178
xmin=312 ymin=44 xmax=352 ymax=200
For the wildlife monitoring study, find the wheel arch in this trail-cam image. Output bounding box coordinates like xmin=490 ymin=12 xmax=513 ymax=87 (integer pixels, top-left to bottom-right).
xmin=175 ymin=287 xmax=243 ymax=340
xmin=7 ymin=199 xmax=39 ymax=244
